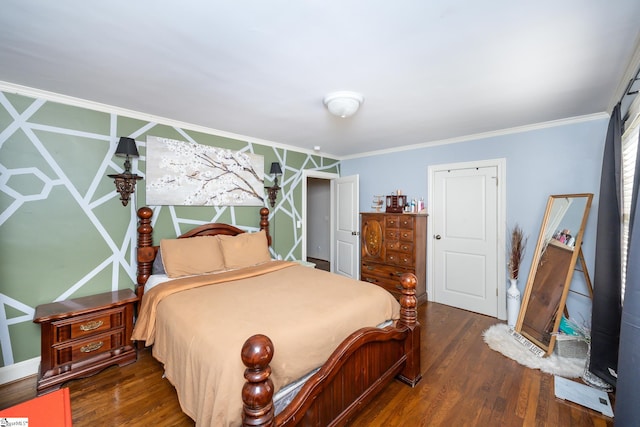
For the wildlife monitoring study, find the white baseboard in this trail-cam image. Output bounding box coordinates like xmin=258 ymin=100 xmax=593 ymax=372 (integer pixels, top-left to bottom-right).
xmin=0 ymin=357 xmax=40 ymax=385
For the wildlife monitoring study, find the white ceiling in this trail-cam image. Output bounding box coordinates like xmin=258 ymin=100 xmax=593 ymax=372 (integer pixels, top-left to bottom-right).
xmin=1 ymin=1 xmax=639 ymax=158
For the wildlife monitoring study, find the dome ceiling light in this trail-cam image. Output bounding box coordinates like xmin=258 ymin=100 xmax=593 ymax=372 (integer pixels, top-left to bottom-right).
xmin=323 ymin=91 xmax=364 ymax=118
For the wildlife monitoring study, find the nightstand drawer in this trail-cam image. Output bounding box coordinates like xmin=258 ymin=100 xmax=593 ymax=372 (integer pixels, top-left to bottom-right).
xmin=52 ymin=308 xmax=123 ymax=343
xmin=52 ymin=329 xmax=125 ymax=367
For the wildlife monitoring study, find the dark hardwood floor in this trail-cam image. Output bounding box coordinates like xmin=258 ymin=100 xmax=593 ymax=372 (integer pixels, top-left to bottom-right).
xmin=0 ymin=302 xmax=613 ymax=426
xmin=307 ymin=256 xmax=330 ymax=271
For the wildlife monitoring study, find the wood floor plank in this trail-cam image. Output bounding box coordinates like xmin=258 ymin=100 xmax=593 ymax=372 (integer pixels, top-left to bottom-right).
xmin=0 ymin=302 xmax=614 ymax=426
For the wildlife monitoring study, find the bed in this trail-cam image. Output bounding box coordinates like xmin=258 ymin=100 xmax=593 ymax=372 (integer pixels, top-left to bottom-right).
xmin=132 ymin=206 xmax=421 ymax=426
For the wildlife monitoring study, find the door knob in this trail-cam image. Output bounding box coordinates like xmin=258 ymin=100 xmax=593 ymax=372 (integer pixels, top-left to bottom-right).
xmin=435 ymin=234 xmax=442 ymax=240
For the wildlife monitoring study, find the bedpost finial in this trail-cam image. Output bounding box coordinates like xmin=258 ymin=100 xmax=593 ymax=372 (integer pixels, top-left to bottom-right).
xmin=399 ymin=273 xmax=418 ymax=325
xmin=259 ymin=208 xmax=271 ymax=247
xmin=400 ymin=273 xmax=417 ymax=291
xmin=241 ymin=334 xmax=274 ymax=369
xmin=138 ymin=206 xmax=153 ymax=220
xmin=241 ymin=334 xmax=275 ymax=426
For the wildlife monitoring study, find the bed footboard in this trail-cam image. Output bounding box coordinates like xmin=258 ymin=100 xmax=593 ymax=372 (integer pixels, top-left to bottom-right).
xmin=241 ymin=273 xmax=421 ymax=427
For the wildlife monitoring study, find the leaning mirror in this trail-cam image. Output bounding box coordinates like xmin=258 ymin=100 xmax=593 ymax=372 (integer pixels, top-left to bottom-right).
xmin=515 ymin=193 xmax=593 ymax=356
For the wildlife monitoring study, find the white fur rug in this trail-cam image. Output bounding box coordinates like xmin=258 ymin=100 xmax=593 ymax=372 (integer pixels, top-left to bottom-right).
xmin=482 ymin=323 xmax=586 ymax=378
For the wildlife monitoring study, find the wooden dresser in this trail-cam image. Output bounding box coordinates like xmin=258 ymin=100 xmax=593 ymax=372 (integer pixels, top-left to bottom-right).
xmin=33 ymin=289 xmax=138 ymax=395
xmin=361 ymin=212 xmax=427 ymax=304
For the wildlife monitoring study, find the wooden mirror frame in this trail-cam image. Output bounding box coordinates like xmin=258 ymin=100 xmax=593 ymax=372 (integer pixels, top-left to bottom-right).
xmin=515 ymin=193 xmax=593 ymax=356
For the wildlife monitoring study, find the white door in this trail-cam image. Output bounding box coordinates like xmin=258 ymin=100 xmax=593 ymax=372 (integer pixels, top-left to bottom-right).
xmin=431 ymin=164 xmax=500 ymax=317
xmin=333 ymin=175 xmax=359 ymax=278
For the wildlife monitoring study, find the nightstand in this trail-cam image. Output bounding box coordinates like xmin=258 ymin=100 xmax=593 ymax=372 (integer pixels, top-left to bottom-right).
xmin=33 ymin=289 xmax=138 ymax=395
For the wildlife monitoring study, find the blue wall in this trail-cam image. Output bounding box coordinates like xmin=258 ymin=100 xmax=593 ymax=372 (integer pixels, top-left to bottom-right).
xmin=342 ymin=116 xmax=608 ymax=325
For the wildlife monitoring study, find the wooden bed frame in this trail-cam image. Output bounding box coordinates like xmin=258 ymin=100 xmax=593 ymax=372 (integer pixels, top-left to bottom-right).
xmin=135 ymin=206 xmax=421 ymax=427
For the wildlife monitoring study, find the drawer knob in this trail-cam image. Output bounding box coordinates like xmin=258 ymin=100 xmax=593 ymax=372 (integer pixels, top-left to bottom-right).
xmin=81 ymin=341 xmax=104 ymax=353
xmin=365 ymin=278 xmax=377 ymax=283
xmin=80 ymin=320 xmax=103 ymax=332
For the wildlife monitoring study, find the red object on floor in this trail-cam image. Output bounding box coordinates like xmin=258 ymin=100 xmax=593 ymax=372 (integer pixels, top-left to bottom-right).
xmin=0 ymin=387 xmax=72 ymax=426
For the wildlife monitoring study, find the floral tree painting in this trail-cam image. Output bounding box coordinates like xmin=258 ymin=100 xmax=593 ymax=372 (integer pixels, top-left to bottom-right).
xmin=146 ymin=136 xmax=265 ymax=206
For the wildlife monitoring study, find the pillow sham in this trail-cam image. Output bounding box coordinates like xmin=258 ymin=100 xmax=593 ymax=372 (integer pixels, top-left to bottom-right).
xmin=218 ymin=230 xmax=271 ymax=269
xmin=160 ymin=236 xmax=225 ymax=278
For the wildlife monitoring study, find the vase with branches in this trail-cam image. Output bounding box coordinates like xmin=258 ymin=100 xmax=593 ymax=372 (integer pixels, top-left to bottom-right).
xmin=508 ymin=224 xmax=528 ymax=280
xmin=507 ymin=224 xmax=528 ymax=327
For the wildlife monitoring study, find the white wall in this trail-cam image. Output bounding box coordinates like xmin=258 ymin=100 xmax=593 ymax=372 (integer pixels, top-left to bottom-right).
xmin=341 ymin=116 xmax=609 ymax=325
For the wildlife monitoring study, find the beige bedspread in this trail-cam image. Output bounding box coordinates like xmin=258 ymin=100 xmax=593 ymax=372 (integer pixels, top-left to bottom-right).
xmin=132 ymin=261 xmax=400 ymax=426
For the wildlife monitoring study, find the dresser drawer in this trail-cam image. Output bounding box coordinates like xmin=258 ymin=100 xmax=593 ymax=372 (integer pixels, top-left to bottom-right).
xmin=398 ymin=216 xmax=414 ymax=229
xmin=361 ymin=262 xmax=413 ymax=296
xmin=385 ymin=229 xmax=414 ymax=242
xmin=398 ymin=229 xmax=414 ymax=242
xmin=386 ymin=251 xmax=414 ymax=267
xmin=362 ymin=262 xmax=411 ymax=281
xmin=52 ymin=329 xmax=126 ymax=367
xmin=385 ymin=215 xmax=415 ymax=229
xmin=361 ymin=272 xmax=403 ymax=295
xmin=51 ymin=307 xmax=124 ymax=344
xmin=386 ymin=240 xmax=414 ymax=253
xmin=384 ymin=215 xmax=401 ymax=228
xmin=385 ymin=229 xmax=399 ymax=240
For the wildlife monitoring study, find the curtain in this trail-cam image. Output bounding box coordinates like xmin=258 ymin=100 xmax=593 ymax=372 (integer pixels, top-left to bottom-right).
xmin=615 ymin=124 xmax=640 ymax=424
xmin=589 ymin=104 xmax=622 ymax=387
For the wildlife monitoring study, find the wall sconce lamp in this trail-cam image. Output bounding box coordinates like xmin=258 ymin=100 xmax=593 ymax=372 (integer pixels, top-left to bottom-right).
xmin=108 ymin=137 xmax=142 ymax=206
xmin=265 ymin=162 xmax=282 ymax=208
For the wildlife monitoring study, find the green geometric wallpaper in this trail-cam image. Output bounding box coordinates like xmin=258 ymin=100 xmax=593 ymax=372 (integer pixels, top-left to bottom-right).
xmin=0 ymin=90 xmax=339 ymax=368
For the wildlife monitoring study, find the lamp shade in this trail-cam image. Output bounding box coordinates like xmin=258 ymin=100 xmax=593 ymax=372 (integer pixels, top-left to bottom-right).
xmin=115 ymin=137 xmax=139 ymax=157
xmin=323 ymin=91 xmax=364 ymax=118
xmin=269 ymin=162 xmax=282 ymax=175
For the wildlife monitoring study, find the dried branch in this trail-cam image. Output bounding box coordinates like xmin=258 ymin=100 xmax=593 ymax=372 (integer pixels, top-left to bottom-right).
xmin=508 ymin=224 xmax=528 ymax=280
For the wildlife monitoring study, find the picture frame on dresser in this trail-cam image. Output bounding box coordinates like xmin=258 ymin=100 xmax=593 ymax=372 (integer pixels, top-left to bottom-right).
xmin=361 ymin=212 xmax=428 ymax=304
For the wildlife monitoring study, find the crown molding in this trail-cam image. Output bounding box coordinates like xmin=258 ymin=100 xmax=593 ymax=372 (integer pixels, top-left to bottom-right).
xmin=0 ymin=81 xmax=329 ymax=159
xmin=0 ymin=80 xmax=610 ymax=162
xmin=341 ymin=112 xmax=609 ymax=160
